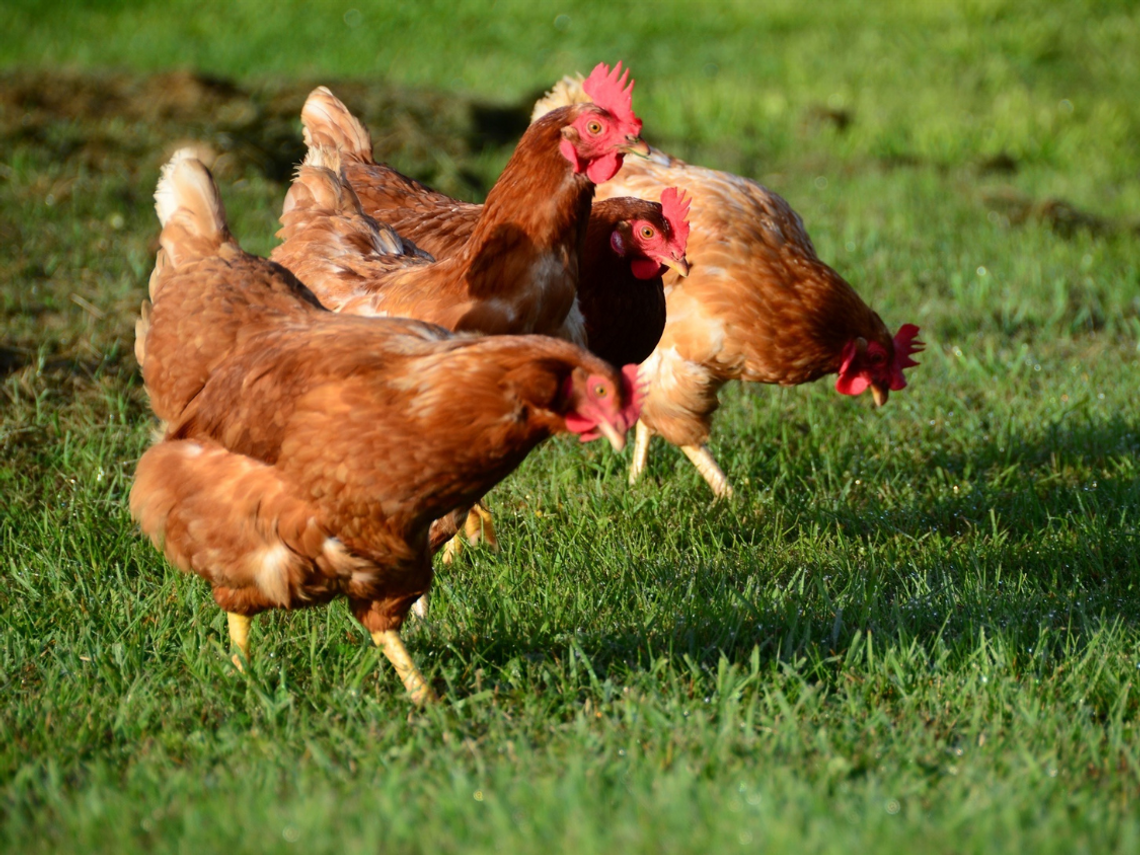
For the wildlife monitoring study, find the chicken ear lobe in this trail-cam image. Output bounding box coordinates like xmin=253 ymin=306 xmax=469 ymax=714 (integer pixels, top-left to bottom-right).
xmin=559 ymin=128 xmax=586 ymax=174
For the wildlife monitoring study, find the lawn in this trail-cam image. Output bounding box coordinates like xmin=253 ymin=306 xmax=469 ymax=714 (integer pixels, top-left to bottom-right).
xmin=2 ymin=1 xmax=1139 ymax=852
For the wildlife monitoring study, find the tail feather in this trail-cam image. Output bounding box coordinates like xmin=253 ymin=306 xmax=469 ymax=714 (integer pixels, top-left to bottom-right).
xmin=282 ymin=145 xmax=360 ymax=220
xmin=154 ymin=149 xmax=236 ymax=268
xmin=278 ymin=154 xmax=407 ymax=258
xmin=301 ymin=87 xmax=375 ymax=164
xmin=531 ymin=74 xmax=590 ymax=123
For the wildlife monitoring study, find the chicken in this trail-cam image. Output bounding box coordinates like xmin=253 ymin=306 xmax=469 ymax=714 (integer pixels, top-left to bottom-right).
xmin=274 ymin=134 xmax=690 ymax=369
xmin=287 ymin=74 xmax=690 ymax=363
xmin=272 ymin=62 xmax=649 ymax=346
xmin=265 ymin=151 xmax=684 ymax=579
xmin=530 ymin=75 xmax=923 ymax=497
xmin=130 ymin=151 xmax=642 ymax=702
xmin=576 ymin=188 xmax=690 ymax=367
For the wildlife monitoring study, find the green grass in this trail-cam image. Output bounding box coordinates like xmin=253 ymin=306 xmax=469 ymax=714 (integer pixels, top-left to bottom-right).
xmin=2 ymin=1 xmax=1140 ymax=852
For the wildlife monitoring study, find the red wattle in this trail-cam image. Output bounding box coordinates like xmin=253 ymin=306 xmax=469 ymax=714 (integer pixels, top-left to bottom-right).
xmin=630 ymin=257 xmax=662 ymax=280
xmin=586 ymin=152 xmax=623 ymax=184
xmin=835 ymin=373 xmax=870 ymax=396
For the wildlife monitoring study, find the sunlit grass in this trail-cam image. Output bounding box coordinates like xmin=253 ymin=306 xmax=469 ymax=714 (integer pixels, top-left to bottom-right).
xmin=2 ymin=1 xmax=1140 ymax=852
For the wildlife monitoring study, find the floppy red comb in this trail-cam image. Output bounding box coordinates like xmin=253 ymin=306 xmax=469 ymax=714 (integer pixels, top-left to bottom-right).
xmin=888 ymin=323 xmax=924 ymax=390
xmin=582 ymin=61 xmax=641 ymax=133
xmin=893 ymin=324 xmax=923 ymax=366
xmin=659 ymin=187 xmax=691 ymax=254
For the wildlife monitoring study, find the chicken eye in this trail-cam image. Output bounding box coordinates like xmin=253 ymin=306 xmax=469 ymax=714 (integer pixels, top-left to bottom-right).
xmin=594 ymin=384 xmax=609 ymax=397
xmin=586 ymin=120 xmax=603 ymax=135
xmin=640 ymin=226 xmax=655 ymax=240
xmin=870 ymin=352 xmax=887 ymax=365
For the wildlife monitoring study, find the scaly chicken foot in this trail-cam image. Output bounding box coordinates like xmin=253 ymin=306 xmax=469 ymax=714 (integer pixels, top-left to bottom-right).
xmin=227 ymin=612 xmax=252 ymax=671
xmin=628 ymin=420 xmax=652 ymax=486
xmin=440 ymin=501 xmax=498 ymax=566
xmin=371 ymin=629 xmax=436 ymax=704
xmin=681 ymin=444 xmax=733 ymax=499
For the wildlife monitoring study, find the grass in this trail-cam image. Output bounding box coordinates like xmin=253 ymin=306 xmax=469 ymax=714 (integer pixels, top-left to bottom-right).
xmin=2 ymin=0 xmax=1140 ymax=851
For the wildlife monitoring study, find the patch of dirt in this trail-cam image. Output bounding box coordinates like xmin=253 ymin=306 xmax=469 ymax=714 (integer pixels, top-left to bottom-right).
xmin=981 ymin=186 xmax=1137 ymax=238
xmin=0 ymin=68 xmax=520 ymax=192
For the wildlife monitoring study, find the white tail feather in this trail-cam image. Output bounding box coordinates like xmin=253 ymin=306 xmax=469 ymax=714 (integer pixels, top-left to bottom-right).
xmin=155 ymin=148 xmax=225 ymax=231
xmin=301 ymin=86 xmax=374 ymax=161
xmin=301 ymin=143 xmax=341 ymax=173
xmin=153 ymin=149 xmax=233 ymax=266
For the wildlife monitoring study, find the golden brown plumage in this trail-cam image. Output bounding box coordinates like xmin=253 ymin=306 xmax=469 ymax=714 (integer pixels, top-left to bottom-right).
xmin=289 ymin=88 xmax=689 ymax=367
xmin=533 ymin=75 xmax=923 ymax=497
xmin=273 ymin=77 xmax=649 ymax=346
xmin=131 ymin=151 xmax=641 ymax=700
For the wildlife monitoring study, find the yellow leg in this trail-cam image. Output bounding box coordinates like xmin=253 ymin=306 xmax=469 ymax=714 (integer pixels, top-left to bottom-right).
xmin=681 ymin=444 xmax=733 ymax=499
xmin=440 ymin=501 xmax=498 ymax=566
xmin=227 ymin=612 xmax=251 ymax=671
xmin=410 ymin=593 xmax=430 ymax=619
xmin=371 ymin=629 xmax=436 ymax=704
xmin=440 ymin=534 xmax=463 ymax=565
xmin=466 ymin=501 xmax=499 ymax=551
xmin=629 ymin=421 xmax=652 ymax=486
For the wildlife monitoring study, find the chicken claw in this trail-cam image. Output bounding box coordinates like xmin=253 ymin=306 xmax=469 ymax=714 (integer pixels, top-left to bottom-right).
xmin=440 ymin=501 xmax=499 ymax=566
xmin=681 ymin=445 xmax=733 ymax=499
xmin=227 ymin=612 xmax=252 ymax=671
xmin=372 ymin=629 xmax=436 ymax=704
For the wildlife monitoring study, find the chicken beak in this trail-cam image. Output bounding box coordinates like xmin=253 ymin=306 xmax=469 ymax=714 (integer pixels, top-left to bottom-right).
xmin=622 ymin=136 xmax=651 ymax=158
xmin=596 ymin=419 xmax=627 ymax=452
xmin=662 ymin=254 xmax=690 ymax=277
xmin=871 ymin=384 xmax=889 ymax=407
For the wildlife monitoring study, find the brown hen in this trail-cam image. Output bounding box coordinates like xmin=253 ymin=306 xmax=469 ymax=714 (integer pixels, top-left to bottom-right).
xmin=286 ymin=81 xmax=689 ymax=367
xmin=272 ymin=63 xmax=649 ymax=346
xmin=530 ymin=75 xmax=923 ymax=498
xmin=130 ymin=151 xmax=641 ymax=702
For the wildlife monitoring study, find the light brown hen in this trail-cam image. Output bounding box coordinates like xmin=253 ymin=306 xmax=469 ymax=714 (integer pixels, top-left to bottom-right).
xmin=530 ymin=75 xmax=923 ymax=498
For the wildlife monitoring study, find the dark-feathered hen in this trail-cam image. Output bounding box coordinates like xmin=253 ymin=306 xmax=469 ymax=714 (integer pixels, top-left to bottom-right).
xmin=130 ymin=151 xmax=641 ymax=702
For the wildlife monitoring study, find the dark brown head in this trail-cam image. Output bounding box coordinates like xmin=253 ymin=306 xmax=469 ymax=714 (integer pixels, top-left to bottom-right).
xmin=593 ymin=190 xmax=691 ymax=280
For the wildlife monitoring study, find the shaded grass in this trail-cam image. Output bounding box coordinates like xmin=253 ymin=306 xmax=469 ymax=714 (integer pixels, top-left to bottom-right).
xmin=2 ymin=1 xmax=1140 ymax=851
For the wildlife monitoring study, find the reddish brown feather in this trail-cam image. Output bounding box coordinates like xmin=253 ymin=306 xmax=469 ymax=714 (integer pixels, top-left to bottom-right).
xmin=295 ymin=94 xmax=668 ymax=366
xmin=274 ymin=88 xmax=630 ymax=345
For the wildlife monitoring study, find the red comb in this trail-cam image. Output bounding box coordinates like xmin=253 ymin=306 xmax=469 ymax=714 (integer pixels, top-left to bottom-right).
xmin=659 ymin=187 xmax=691 ymax=255
xmin=889 ymin=324 xmax=924 ymax=390
xmin=582 ymin=62 xmax=641 ymax=133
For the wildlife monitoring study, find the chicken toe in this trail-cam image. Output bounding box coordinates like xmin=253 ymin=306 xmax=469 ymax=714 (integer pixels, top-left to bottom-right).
xmin=681 ymin=444 xmax=733 ymax=499
xmin=372 ymin=629 xmax=436 ymax=704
